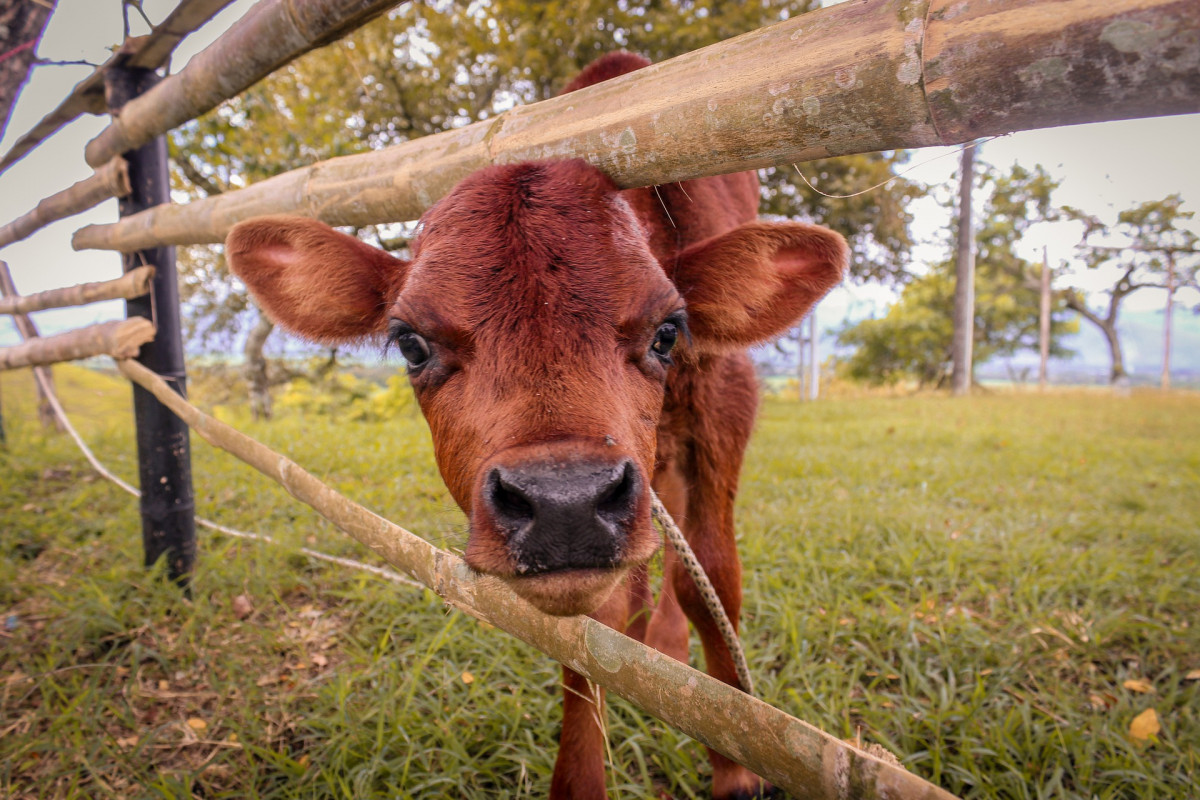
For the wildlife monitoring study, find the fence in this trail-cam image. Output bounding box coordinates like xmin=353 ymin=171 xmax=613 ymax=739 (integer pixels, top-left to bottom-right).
xmin=2 ymin=0 xmax=1198 ymax=796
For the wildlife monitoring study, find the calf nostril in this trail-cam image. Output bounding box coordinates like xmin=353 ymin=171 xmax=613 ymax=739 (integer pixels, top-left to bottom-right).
xmin=487 ymin=469 xmax=535 ymax=531
xmin=596 ymin=459 xmax=638 ymax=525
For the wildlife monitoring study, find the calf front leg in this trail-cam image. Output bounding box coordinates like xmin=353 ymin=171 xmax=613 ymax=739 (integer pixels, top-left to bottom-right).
xmin=550 ymin=666 xmax=609 ymax=800
xmin=670 ymin=454 xmax=772 ymax=799
xmin=549 ymin=583 xmax=628 ymax=799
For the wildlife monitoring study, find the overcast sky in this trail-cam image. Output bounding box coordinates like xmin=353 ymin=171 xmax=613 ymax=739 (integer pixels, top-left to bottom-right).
xmin=1 ymin=0 xmax=1197 ymax=371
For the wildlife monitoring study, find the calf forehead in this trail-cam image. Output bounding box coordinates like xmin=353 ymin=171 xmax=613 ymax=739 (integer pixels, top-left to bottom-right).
xmin=403 ymin=161 xmax=668 ymax=331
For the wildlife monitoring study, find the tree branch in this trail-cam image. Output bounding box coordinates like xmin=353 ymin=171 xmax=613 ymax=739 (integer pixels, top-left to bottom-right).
xmin=175 ymin=154 xmax=225 ymax=198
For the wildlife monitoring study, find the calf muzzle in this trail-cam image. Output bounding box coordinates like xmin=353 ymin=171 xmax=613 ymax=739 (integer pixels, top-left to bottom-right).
xmin=484 ymin=457 xmax=640 ymax=574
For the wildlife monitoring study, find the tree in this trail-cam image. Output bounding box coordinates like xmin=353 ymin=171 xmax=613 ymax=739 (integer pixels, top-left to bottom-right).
xmin=1061 ymin=194 xmax=1199 ymax=385
xmin=838 ymin=162 xmax=1077 ymax=387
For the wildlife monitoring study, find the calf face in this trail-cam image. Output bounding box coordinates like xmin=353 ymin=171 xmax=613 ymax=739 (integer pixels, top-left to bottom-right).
xmin=227 ymin=159 xmax=846 ymax=617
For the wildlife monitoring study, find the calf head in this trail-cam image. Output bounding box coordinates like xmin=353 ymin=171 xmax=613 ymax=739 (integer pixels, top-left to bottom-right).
xmin=227 ymin=160 xmax=846 ymax=616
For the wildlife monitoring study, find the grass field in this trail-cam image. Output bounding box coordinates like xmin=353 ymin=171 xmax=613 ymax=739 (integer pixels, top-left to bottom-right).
xmin=1 ymin=365 xmax=1197 ymax=799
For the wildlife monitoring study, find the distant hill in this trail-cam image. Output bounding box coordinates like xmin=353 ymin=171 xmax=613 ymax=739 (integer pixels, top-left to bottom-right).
xmin=979 ymin=309 xmax=1200 ymax=385
xmin=758 ymin=308 xmax=1200 ymax=387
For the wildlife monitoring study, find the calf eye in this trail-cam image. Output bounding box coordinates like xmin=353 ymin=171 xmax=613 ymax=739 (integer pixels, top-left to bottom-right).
xmin=387 ymin=321 xmax=431 ymax=368
xmin=651 ymin=322 xmax=678 ymax=358
xmin=398 ymin=333 xmax=431 ymax=367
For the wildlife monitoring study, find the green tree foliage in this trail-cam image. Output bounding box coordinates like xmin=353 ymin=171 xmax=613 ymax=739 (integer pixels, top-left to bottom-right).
xmin=1061 ymin=194 xmax=1199 ymax=383
xmin=169 ymin=1 xmax=923 ymax=356
xmin=838 ymin=162 xmax=1077 ymax=387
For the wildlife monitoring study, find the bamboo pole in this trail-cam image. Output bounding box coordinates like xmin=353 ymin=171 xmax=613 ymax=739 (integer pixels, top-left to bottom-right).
xmin=83 ymin=0 xmax=405 ymax=169
xmin=0 ymin=157 xmax=130 ymax=249
xmin=114 ymin=355 xmax=960 ymax=800
xmin=0 ymin=319 xmax=154 ymax=370
xmin=0 ymin=266 xmax=154 ymax=315
xmin=0 ymin=0 xmax=237 ymax=176
xmin=73 ymin=0 xmax=1200 ymax=253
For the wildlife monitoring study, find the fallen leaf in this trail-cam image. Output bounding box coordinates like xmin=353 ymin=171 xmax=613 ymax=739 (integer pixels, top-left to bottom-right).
xmin=311 ymin=653 xmax=328 ymax=668
xmin=1123 ymin=678 xmax=1155 ymax=694
xmin=1184 ymin=669 xmax=1200 ymax=681
xmin=187 ymin=717 xmax=208 ymax=732
xmin=232 ymin=594 xmax=254 ymax=620
xmin=158 ymin=679 xmax=169 ymax=691
xmin=461 ymin=671 xmax=475 ymax=685
xmin=256 ymin=674 xmax=279 ymax=687
xmin=1129 ymin=708 xmax=1160 ymax=743
xmin=116 ymin=736 xmax=139 ymax=748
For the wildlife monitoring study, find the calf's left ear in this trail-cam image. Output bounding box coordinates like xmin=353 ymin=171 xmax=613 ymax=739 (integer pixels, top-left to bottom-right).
xmin=226 ymin=216 xmax=408 ymax=344
xmin=668 ymin=221 xmax=848 ymax=350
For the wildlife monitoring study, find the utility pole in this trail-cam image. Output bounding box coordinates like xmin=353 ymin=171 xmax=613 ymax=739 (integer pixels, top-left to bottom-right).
xmin=1038 ymin=247 xmax=1051 ymax=390
xmin=1162 ymin=250 xmax=1175 ymax=390
xmin=951 ymin=143 xmax=977 ymax=396
xmin=808 ymin=310 xmax=819 ymax=401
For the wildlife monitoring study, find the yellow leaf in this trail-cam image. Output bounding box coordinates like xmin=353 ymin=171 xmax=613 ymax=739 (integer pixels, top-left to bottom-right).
xmin=1129 ymin=708 xmax=1161 ymax=742
xmin=186 ymin=717 xmax=208 ymax=732
xmin=1123 ymin=678 xmax=1155 ymax=694
xmin=1184 ymin=669 xmax=1200 ymax=681
xmin=461 ymin=671 xmax=475 ymax=685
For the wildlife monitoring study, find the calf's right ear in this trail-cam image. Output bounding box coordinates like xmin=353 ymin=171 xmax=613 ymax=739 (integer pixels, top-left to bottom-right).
xmin=225 ymin=216 xmax=408 ymax=343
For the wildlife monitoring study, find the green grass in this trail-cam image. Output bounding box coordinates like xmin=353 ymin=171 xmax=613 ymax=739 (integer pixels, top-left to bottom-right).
xmin=1 ymin=366 xmax=1197 ymax=799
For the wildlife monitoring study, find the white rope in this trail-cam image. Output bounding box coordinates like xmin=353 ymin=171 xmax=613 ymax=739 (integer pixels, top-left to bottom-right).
xmin=26 ymin=367 xmax=423 ymax=590
xmin=650 ymin=492 xmax=754 ymax=696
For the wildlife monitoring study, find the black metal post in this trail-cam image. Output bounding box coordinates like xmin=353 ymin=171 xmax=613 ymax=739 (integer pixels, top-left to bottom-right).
xmin=106 ymin=63 xmax=196 ymax=585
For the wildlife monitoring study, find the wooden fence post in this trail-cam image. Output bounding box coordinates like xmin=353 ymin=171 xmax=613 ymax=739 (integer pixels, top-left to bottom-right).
xmin=106 ymin=58 xmax=196 ymax=585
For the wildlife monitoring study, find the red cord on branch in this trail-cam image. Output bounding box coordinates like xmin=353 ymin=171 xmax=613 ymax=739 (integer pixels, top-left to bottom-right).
xmin=0 ymin=40 xmax=37 ymax=66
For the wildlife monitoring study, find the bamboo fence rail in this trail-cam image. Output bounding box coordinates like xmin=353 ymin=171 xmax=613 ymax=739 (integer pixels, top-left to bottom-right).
xmin=0 ymin=318 xmax=154 ymax=370
xmin=0 ymin=0 xmax=238 ymax=176
xmin=0 ymin=157 xmax=130 ymax=249
xmin=72 ymin=0 xmax=1200 ymax=253
xmin=0 ymin=266 xmax=154 ymax=315
xmin=82 ymin=0 xmax=406 ymax=169
xmin=116 ymin=355 xmax=960 ymax=800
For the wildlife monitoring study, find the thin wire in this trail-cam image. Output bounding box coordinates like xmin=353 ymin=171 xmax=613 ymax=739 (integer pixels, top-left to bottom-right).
xmin=27 ymin=367 xmax=422 ymax=590
xmin=792 ymin=136 xmax=1004 ymax=200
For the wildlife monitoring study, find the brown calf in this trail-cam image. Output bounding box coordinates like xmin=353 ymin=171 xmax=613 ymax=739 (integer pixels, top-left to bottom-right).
xmin=227 ymin=53 xmax=846 ymax=800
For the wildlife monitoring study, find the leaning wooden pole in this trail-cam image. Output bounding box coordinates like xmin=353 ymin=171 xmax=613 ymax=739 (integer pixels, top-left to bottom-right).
xmin=0 ymin=260 xmax=61 ymax=430
xmin=115 ymin=356 xmax=960 ymax=800
xmin=106 ymin=63 xmax=197 ymax=586
xmin=73 ymin=0 xmax=1200 ymax=252
xmin=0 ymin=157 xmax=130 ymax=248
xmin=83 ymin=0 xmax=404 ymax=168
xmin=0 ymin=266 xmax=154 ymax=315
